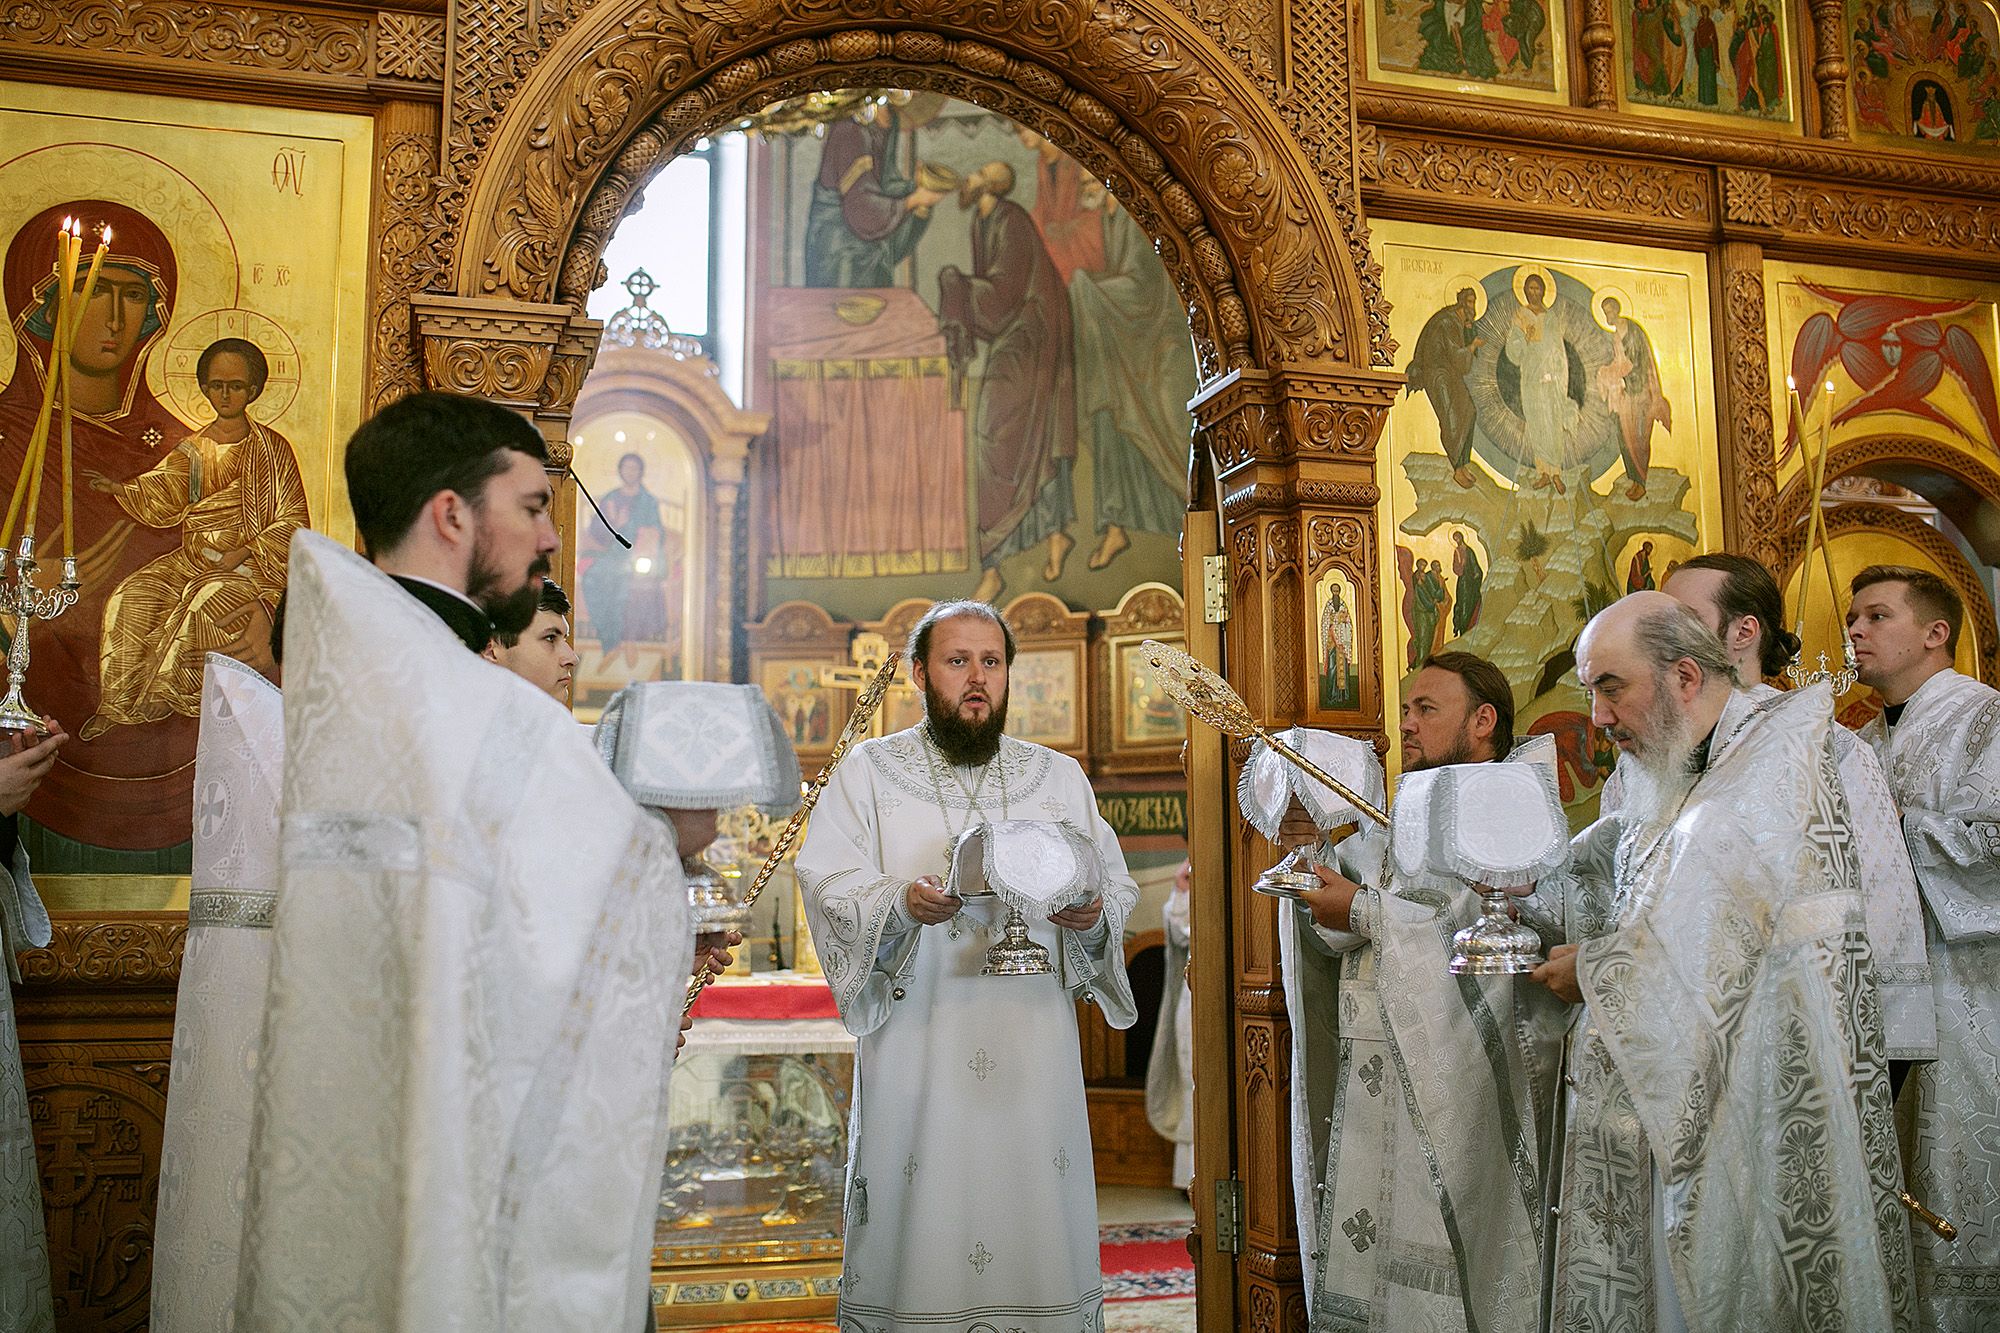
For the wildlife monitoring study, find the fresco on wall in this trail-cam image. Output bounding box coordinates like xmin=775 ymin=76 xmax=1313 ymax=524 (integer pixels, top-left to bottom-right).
xmin=753 ymin=92 xmax=1196 ymax=623
xmin=0 ymin=80 xmax=371 ymax=863
xmin=1850 ymin=0 xmax=2000 ymax=147
xmin=1375 ymin=224 xmax=1723 ymax=820
xmin=1618 ymin=0 xmax=1795 ymax=122
xmin=1367 ymin=0 xmax=1568 ymax=100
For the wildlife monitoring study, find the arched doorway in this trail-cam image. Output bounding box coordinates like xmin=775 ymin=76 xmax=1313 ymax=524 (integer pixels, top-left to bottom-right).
xmin=411 ymin=10 xmax=1404 ymax=1328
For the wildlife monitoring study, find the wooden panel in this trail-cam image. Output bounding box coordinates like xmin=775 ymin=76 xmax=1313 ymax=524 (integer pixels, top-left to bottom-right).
xmin=1086 ymin=1085 xmax=1174 ymax=1188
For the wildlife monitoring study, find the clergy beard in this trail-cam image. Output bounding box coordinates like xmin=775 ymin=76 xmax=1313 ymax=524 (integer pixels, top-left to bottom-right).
xmin=1405 ymin=721 xmax=1480 ymax=773
xmin=1614 ymin=683 xmax=1702 ymax=832
xmin=468 ymin=548 xmax=551 ymax=638
xmin=923 ymin=681 xmax=1009 ymax=767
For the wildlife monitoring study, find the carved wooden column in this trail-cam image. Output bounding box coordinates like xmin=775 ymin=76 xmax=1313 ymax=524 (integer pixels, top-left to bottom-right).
xmin=1191 ymin=363 xmax=1397 ymax=1333
xmin=1578 ymin=0 xmax=1620 ymax=109
xmin=1806 ymin=0 xmax=1851 ymax=137
xmin=367 ymin=99 xmax=442 ymax=412
xmin=1713 ymin=173 xmax=1784 ymax=571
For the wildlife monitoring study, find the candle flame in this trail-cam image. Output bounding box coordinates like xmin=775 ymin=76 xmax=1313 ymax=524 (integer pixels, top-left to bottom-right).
xmin=102 ymin=226 xmax=112 ymax=245
xmin=1785 ymin=374 xmax=1797 ymax=390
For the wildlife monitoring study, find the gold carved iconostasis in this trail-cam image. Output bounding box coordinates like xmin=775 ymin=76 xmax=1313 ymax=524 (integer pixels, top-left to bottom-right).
xmin=4 ymin=0 xmax=2000 ymax=1319
xmin=0 ymin=80 xmax=371 ymax=884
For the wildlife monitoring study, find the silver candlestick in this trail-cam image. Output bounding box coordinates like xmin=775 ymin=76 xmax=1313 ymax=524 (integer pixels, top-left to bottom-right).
xmin=1785 ymin=646 xmax=1858 ymax=695
xmin=0 ymin=537 xmax=77 ymax=734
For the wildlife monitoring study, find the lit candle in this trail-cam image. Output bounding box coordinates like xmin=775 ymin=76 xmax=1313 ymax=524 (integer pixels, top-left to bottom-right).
xmin=27 ymin=220 xmax=80 ymax=546
xmin=2 ymin=222 xmax=70 ymax=552
xmin=63 ymin=222 xmax=108 ymax=559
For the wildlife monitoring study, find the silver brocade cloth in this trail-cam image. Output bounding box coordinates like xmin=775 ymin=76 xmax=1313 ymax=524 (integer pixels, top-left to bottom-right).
xmin=1859 ymin=668 xmax=2000 ymax=1330
xmin=1554 ymin=684 xmax=1914 ymax=1332
xmin=1275 ymin=736 xmax=1568 ymax=1333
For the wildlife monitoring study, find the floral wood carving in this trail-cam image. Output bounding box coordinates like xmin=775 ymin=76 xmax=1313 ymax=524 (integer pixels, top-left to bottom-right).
xmin=445 ymin=7 xmax=1378 ymax=375
xmin=0 ymin=0 xmax=368 ymax=76
xmin=1720 ymin=253 xmax=1781 ymax=570
xmin=1371 ymin=133 xmax=1712 ymax=231
xmin=1357 ymin=91 xmax=2000 ymax=199
xmin=1775 ymin=436 xmax=2000 ymax=532
xmin=1767 ymin=182 xmax=2000 ymax=260
xmin=369 ymin=113 xmax=440 ymax=413
xmin=17 ymin=917 xmax=184 ymax=988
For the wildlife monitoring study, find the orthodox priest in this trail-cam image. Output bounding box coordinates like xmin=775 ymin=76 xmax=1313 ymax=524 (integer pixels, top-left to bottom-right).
xmin=1540 ymin=593 xmax=1912 ymax=1332
xmin=796 ymin=600 xmax=1137 ymax=1332
xmin=1651 ymin=553 xmax=1935 ymax=1067
xmin=1271 ymin=652 xmax=1568 ymax=1333
xmin=152 ymin=651 xmax=283 ymax=1333
xmin=235 ymin=394 xmax=697 ymax=1329
xmin=1848 ymin=564 xmax=2000 ymax=1332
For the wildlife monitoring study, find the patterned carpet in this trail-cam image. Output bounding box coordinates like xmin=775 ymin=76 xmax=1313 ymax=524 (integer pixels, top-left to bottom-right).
xmin=1100 ymin=1220 xmax=1196 ymax=1300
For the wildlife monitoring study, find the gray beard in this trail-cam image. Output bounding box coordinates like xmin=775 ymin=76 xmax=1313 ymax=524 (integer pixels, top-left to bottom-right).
xmin=1617 ymin=695 xmax=1702 ymax=834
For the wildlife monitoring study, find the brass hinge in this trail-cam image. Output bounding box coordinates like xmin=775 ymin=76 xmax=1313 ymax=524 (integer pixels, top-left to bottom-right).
xmin=1213 ymin=1176 xmax=1244 ymax=1254
xmin=1201 ymin=553 xmax=1229 ymax=624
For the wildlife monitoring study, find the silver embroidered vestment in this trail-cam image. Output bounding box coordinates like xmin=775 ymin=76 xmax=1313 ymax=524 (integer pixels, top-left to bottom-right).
xmin=153 ymin=654 xmax=284 ymax=1331
xmin=1858 ymin=667 xmax=2000 ymax=1331
xmin=796 ymin=727 xmax=1137 ymax=1333
xmin=0 ymin=823 xmax=52 ymax=1332
xmin=234 ymin=532 xmax=695 ymax=1331
xmin=1281 ymin=748 xmax=1567 ymax=1333
xmin=1553 ymin=685 xmax=1913 ymax=1332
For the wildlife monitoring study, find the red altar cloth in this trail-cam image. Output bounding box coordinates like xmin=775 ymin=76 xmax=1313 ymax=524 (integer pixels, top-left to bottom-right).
xmin=688 ymin=973 xmax=842 ymax=1021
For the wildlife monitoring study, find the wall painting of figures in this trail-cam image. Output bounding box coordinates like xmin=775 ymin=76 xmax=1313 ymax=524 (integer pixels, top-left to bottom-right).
xmin=0 ymin=80 xmax=371 ymax=875
xmin=1849 ymin=0 xmax=2000 ymax=147
xmin=749 ymin=92 xmax=1197 ymax=626
xmin=1365 ymin=0 xmax=1572 ymax=103
xmin=1371 ymin=222 xmax=1723 ymax=823
xmin=1617 ymin=0 xmax=1797 ymax=125
xmin=1764 ymin=261 xmax=2000 ymax=493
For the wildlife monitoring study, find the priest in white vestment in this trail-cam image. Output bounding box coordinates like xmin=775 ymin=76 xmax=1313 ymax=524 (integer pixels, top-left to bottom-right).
xmin=1641 ymin=553 xmax=1934 ymax=1064
xmin=153 ymin=653 xmax=283 ymax=1331
xmin=796 ymin=601 xmax=1137 ymax=1333
xmin=1541 ymin=593 xmax=1913 ymax=1332
xmin=1847 ymin=564 xmax=2000 ymax=1331
xmin=0 ymin=722 xmax=65 ymax=1333
xmin=1144 ymin=859 xmax=1193 ymax=1191
xmin=1268 ymin=652 xmax=1568 ymax=1333
xmin=237 ymin=394 xmax=700 ymax=1329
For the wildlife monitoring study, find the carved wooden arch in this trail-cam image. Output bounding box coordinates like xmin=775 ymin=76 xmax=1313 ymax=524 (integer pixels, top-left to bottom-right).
xmin=1775 ymin=433 xmax=2000 ymax=566
xmin=571 ymin=345 xmax=772 ymax=682
xmin=1775 ymin=502 xmax=2000 ymax=684
xmin=447 ymin=2 xmax=1389 ymax=385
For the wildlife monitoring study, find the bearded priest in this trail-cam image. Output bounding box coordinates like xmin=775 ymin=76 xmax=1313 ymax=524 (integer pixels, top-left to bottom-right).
xmin=235 ymin=395 xmax=697 ymax=1330
xmin=1268 ymin=652 xmax=1570 ymax=1333
xmin=1538 ymin=592 xmax=1913 ymax=1332
xmin=1847 ymin=564 xmax=2000 ymax=1333
xmin=795 ymin=599 xmax=1137 ymax=1333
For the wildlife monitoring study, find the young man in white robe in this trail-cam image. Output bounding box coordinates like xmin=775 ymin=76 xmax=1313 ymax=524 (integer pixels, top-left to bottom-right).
xmin=235 ymin=393 xmax=701 ymax=1329
xmin=0 ymin=719 xmax=66 ymax=1333
xmin=1847 ymin=564 xmax=2000 ymax=1332
xmin=153 ymin=649 xmax=283 ymax=1333
xmin=796 ymin=599 xmax=1137 ymax=1333
xmin=1271 ymin=651 xmax=1568 ymax=1333
xmin=1657 ymin=553 xmax=1935 ymax=1069
xmin=1535 ymin=592 xmax=1913 ymax=1332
